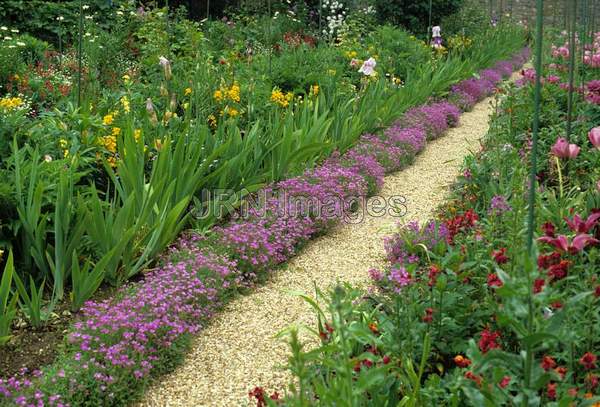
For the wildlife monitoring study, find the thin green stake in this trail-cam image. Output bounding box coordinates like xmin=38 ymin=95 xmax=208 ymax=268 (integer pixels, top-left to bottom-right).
xmin=566 ymin=0 xmax=577 ymax=140
xmin=523 ymin=1 xmax=544 ymax=402
xmin=428 ymin=0 xmax=433 ymax=42
xmin=76 ymin=0 xmax=84 ymax=108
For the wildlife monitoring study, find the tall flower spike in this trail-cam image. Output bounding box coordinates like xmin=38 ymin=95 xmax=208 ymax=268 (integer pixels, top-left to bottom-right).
xmin=159 ymin=56 xmax=172 ymax=81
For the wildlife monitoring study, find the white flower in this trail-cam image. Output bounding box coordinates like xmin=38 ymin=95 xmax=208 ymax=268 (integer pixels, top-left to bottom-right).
xmin=159 ymin=56 xmax=170 ymax=67
xmin=432 ymin=26 xmax=441 ymax=37
xmin=0 ymin=26 xmax=7 ymax=31
xmin=57 ymin=16 xmax=65 ymax=21
xmin=11 ymin=29 xmax=19 ymax=33
xmin=82 ymin=4 xmax=90 ymax=10
xmin=16 ymin=42 xmax=25 ymax=47
xmin=4 ymin=36 xmax=12 ymax=41
xmin=358 ymin=58 xmax=377 ymax=76
xmin=44 ymin=155 xmax=53 ymax=162
xmin=116 ymin=10 xmax=123 ymax=16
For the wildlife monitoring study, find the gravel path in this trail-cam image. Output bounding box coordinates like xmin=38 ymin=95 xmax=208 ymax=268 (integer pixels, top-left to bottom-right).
xmin=138 ymin=93 xmax=499 ymax=407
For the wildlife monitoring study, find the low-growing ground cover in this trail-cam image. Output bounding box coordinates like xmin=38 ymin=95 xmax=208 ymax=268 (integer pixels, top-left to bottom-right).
xmin=263 ymin=30 xmax=600 ymax=406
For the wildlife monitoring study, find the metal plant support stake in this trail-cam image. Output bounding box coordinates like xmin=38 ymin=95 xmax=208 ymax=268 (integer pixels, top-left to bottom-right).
xmin=268 ymin=0 xmax=272 ymax=77
xmin=428 ymin=0 xmax=433 ymax=42
xmin=523 ymin=1 xmax=544 ymax=402
xmin=566 ymin=0 xmax=577 ymax=140
xmin=77 ymin=0 xmax=84 ymax=108
xmin=207 ymin=0 xmax=210 ymax=19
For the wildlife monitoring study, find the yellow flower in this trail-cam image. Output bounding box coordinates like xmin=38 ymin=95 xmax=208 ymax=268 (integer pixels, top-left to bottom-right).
xmin=120 ymin=96 xmax=130 ymax=113
xmin=327 ymin=69 xmax=336 ymax=76
xmin=270 ymin=88 xmax=289 ymax=108
xmin=310 ymin=84 xmax=319 ymax=96
xmin=227 ymin=107 xmax=239 ymax=117
xmin=184 ymin=87 xmax=192 ymax=96
xmin=102 ymin=135 xmax=117 ymax=152
xmin=63 ymin=149 xmax=69 ymax=158
xmin=207 ymin=114 xmax=217 ymax=128
xmin=213 ymin=89 xmax=224 ymax=102
xmin=163 ymin=111 xmax=173 ymax=123
xmin=106 ymin=155 xmax=117 ymax=168
xmin=122 ymin=74 xmax=131 ymax=83
xmin=227 ymin=83 xmax=240 ymax=103
xmin=183 ymin=102 xmax=189 ymax=110
xmin=344 ymin=50 xmax=358 ymax=59
xmin=154 ymin=138 xmax=163 ymax=151
xmin=58 ymin=138 xmax=68 ymax=149
xmin=103 ymin=114 xmax=114 ymax=126
xmin=0 ymin=96 xmax=23 ymax=111
xmin=112 ymin=127 xmax=121 ymax=136
xmin=134 ymin=129 xmax=141 ymax=142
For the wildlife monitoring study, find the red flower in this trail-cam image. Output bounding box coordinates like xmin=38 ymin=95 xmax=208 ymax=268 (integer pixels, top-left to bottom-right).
xmin=428 ymin=265 xmax=442 ymax=287
xmin=580 ymin=352 xmax=597 ymax=370
xmin=492 ymin=248 xmax=509 ymax=264
xmin=594 ymin=286 xmax=600 ymax=298
xmin=499 ymin=376 xmax=511 ymax=388
xmin=547 ymin=382 xmax=557 ymax=400
xmin=382 ymin=355 xmax=391 ymax=365
xmin=537 ymin=252 xmax=562 ymax=269
xmin=548 ymin=260 xmax=571 ymax=281
xmin=586 ymin=373 xmax=599 ymax=390
xmin=487 ymin=273 xmax=503 ymax=287
xmin=551 ymin=301 xmax=563 ymax=309
xmin=533 ymin=278 xmax=545 ymax=294
xmin=368 ymin=322 xmax=379 ymax=335
xmin=319 ymin=323 xmax=334 ymax=341
xmin=362 ymin=359 xmax=373 ymax=368
xmin=541 ymin=222 xmax=556 ymax=237
xmin=464 ymin=371 xmax=482 ymax=387
xmin=555 ymin=366 xmax=567 ymax=380
xmin=249 ymin=387 xmax=266 ymax=406
xmin=478 ymin=328 xmax=501 ymax=353
xmin=353 ymin=362 xmax=362 ymax=372
xmin=422 ymin=308 xmax=434 ymax=323
xmin=541 ymin=355 xmax=557 ymax=371
xmin=454 ymin=355 xmax=472 ymax=368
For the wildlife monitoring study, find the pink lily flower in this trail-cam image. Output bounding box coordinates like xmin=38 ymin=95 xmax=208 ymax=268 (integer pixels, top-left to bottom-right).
xmin=551 ymin=137 xmax=580 ymax=159
xmin=589 ymin=127 xmax=600 ymax=149
xmin=538 ymin=234 xmax=599 ymax=254
xmin=564 ymin=212 xmax=600 ymax=234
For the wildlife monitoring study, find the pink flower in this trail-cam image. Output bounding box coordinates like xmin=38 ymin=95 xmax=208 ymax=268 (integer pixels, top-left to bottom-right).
xmin=538 ymin=234 xmax=599 ymax=254
xmin=546 ymin=75 xmax=560 ymax=84
xmin=550 ymin=137 xmax=580 ymax=159
xmin=564 ymin=212 xmax=600 ymax=233
xmin=589 ymin=127 xmax=600 ymax=149
xmin=358 ymin=57 xmax=377 ymax=76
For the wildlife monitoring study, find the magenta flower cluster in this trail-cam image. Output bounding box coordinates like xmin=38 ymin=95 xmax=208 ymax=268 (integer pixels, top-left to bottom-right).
xmin=0 ymin=49 xmax=530 ymax=407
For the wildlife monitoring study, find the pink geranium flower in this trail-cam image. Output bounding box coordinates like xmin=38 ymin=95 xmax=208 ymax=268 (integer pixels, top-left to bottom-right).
xmin=550 ymin=137 xmax=580 ymax=159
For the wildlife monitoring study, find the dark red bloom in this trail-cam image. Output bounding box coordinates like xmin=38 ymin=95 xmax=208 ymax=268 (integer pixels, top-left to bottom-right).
xmin=594 ymin=286 xmax=600 ymax=298
xmin=319 ymin=323 xmax=334 ymax=341
xmin=548 ymin=260 xmax=571 ymax=281
xmin=487 ymin=273 xmax=503 ymax=287
xmin=542 ymin=222 xmax=556 ymax=237
xmin=541 ymin=355 xmax=557 ymax=371
xmin=551 ymin=301 xmax=563 ymax=309
xmin=422 ymin=307 xmax=434 ymax=323
xmin=249 ymin=387 xmax=266 ymax=406
xmin=547 ymin=382 xmax=557 ymax=400
xmin=478 ymin=328 xmax=501 ymax=353
xmin=538 ymin=252 xmax=562 ymax=269
xmin=586 ymin=373 xmax=599 ymax=390
xmin=580 ymin=352 xmax=597 ymax=370
xmin=444 ymin=209 xmax=479 ymax=244
xmin=382 ymin=355 xmax=391 ymax=365
xmin=499 ymin=376 xmax=511 ymax=388
xmin=555 ymin=366 xmax=567 ymax=380
xmin=428 ymin=265 xmax=442 ymax=287
xmin=454 ymin=355 xmax=472 ymax=368
xmin=492 ymin=248 xmax=509 ymax=264
xmin=362 ymin=359 xmax=373 ymax=368
xmin=464 ymin=371 xmax=482 ymax=387
xmin=533 ymin=278 xmax=545 ymax=294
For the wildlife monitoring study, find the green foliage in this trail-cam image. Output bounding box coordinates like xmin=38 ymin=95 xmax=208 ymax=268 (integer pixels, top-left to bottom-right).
xmin=0 ymin=250 xmax=18 ymax=345
xmin=441 ymin=0 xmax=490 ymax=37
xmin=373 ymin=0 xmax=464 ymax=35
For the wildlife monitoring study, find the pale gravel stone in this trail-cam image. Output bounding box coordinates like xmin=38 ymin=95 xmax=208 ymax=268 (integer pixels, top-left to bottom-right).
xmin=137 ymin=83 xmax=512 ymax=406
